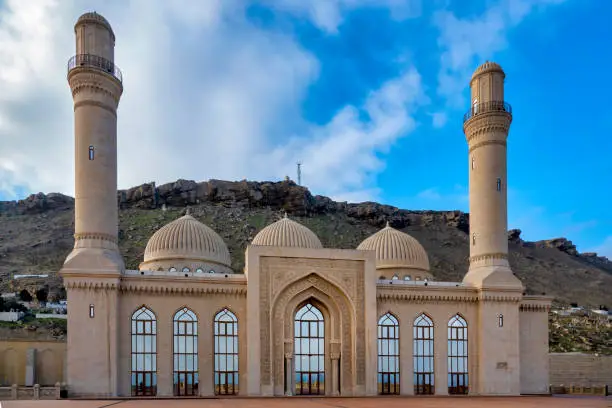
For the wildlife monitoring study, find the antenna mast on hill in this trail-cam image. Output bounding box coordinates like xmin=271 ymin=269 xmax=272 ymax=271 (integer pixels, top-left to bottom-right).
xmin=296 ymin=161 xmax=302 ymax=186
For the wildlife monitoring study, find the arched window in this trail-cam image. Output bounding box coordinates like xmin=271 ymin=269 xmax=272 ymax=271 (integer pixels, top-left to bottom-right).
xmin=496 ymin=177 xmax=502 ymax=192
xmin=88 ymin=145 xmax=95 ymax=160
xmin=214 ymin=309 xmax=238 ymax=395
xmin=131 ymin=306 xmax=157 ymax=396
xmin=196 ymin=268 xmax=203 ymax=273
xmin=392 ymin=275 xmax=399 ymax=280
xmin=182 ymin=267 xmax=190 ymax=273
xmin=377 ymin=313 xmax=400 ymax=395
xmin=448 ymin=314 xmax=468 ymax=395
xmin=295 ymin=303 xmax=324 ymax=395
xmin=471 ymin=156 xmax=475 ymax=170
xmin=414 ymin=314 xmax=434 ymax=395
xmin=472 ymin=98 xmax=479 ymax=115
xmin=209 ymin=270 xmax=215 ymax=274
xmin=379 ymin=275 xmax=386 ymax=280
xmin=403 ymin=275 xmax=411 ymax=281
xmin=169 ymin=267 xmax=177 ymax=272
xmin=173 ymin=307 xmax=198 ymax=396
xmin=472 ymin=233 xmax=476 ymax=246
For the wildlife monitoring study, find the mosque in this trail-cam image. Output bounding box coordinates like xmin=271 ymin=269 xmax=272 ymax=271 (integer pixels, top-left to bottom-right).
xmin=60 ymin=12 xmax=551 ymax=398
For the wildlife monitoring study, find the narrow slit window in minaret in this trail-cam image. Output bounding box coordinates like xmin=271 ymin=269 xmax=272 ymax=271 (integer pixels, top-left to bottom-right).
xmin=496 ymin=177 xmax=501 ymax=191
xmin=472 ymin=233 xmax=476 ymax=246
xmin=471 ymin=157 xmax=475 ymax=170
xmin=88 ymin=145 xmax=95 ymax=160
xmin=89 ymin=304 xmax=95 ymax=318
xmin=497 ymin=314 xmax=503 ymax=327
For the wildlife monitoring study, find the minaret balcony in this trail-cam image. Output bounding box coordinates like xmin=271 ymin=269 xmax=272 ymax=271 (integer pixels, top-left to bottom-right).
xmin=67 ymin=54 xmax=123 ymax=83
xmin=463 ymin=100 xmax=512 ymax=123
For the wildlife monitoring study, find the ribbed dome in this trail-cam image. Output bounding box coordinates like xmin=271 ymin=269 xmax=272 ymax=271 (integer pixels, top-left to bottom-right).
xmin=251 ymin=215 xmax=323 ymax=249
xmin=143 ymin=214 xmax=231 ymax=266
xmin=357 ymin=223 xmax=429 ymax=271
xmin=471 ymin=61 xmax=504 ymax=81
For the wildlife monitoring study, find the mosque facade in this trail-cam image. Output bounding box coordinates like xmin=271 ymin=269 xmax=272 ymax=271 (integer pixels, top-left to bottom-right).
xmin=60 ymin=12 xmax=551 ymax=398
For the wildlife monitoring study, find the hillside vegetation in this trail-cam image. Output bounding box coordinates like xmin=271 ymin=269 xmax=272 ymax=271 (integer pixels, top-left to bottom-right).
xmin=0 ymin=178 xmax=611 ymax=308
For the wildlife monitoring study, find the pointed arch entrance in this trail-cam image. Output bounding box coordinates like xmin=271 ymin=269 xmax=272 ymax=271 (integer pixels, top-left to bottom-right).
xmin=294 ymin=303 xmax=325 ymax=395
xmin=269 ymin=273 xmax=357 ymax=396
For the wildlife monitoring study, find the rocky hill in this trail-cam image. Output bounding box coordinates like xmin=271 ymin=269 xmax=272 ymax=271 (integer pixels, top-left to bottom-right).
xmin=0 ymin=178 xmax=611 ymax=307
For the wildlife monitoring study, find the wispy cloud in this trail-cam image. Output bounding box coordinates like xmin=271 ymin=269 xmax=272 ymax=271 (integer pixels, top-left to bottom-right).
xmin=412 ymin=184 xmax=468 ymax=210
xmin=0 ymin=0 xmax=425 ymax=202
xmin=267 ymin=0 xmax=423 ymax=34
xmin=433 ymin=0 xmax=568 ymax=106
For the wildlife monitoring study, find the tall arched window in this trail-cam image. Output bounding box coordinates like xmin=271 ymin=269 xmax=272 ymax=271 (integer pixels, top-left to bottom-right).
xmin=294 ymin=303 xmax=324 ymax=395
xmin=131 ymin=306 xmax=157 ymax=396
xmin=173 ymin=307 xmax=198 ymax=396
xmin=377 ymin=313 xmax=400 ymax=395
xmin=448 ymin=314 xmax=469 ymax=394
xmin=414 ymin=314 xmax=434 ymax=395
xmin=214 ymin=308 xmax=239 ymax=395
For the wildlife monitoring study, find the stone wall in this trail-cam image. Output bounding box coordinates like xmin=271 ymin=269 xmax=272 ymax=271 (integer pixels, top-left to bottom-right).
xmin=549 ymin=353 xmax=612 ymax=387
xmin=0 ymin=340 xmax=66 ymax=386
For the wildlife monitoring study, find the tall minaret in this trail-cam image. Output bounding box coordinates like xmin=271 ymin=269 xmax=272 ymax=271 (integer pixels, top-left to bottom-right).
xmin=62 ymin=11 xmax=124 ymax=273
xmin=462 ymin=61 xmax=521 ymax=289
xmin=462 ymin=62 xmax=523 ymax=396
xmin=60 ymin=12 xmax=123 ymax=397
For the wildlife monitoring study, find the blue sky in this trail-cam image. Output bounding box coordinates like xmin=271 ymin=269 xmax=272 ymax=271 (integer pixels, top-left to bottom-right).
xmin=0 ymin=0 xmax=610 ymax=258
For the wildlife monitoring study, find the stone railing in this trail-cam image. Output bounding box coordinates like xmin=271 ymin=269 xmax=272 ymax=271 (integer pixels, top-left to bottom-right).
xmin=0 ymin=383 xmax=66 ymax=400
xmin=550 ymin=384 xmax=609 ymax=396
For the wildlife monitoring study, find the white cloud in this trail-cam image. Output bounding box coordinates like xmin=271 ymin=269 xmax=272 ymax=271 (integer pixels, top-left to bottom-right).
xmin=417 ymin=188 xmax=441 ymax=200
xmin=430 ymin=111 xmax=447 ymax=128
xmin=0 ymin=0 xmax=426 ymax=203
xmin=266 ymin=0 xmax=423 ymax=34
xmin=433 ymin=0 xmax=568 ymax=106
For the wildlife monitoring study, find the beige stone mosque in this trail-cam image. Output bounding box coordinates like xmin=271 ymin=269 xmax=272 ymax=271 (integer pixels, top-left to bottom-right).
xmin=59 ymin=12 xmax=552 ymax=398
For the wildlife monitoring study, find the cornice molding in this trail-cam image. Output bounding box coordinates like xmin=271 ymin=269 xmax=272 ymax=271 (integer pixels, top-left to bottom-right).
xmin=469 ymin=252 xmax=508 ymax=263
xmin=119 ymin=283 xmax=247 ymax=296
xmin=74 ymin=232 xmax=118 ymax=245
xmin=377 ymin=292 xmax=478 ymax=303
xmin=64 ymin=281 xmax=118 ymax=290
xmin=68 ymin=70 xmax=122 ymax=104
xmin=520 ymin=303 xmax=551 ymax=312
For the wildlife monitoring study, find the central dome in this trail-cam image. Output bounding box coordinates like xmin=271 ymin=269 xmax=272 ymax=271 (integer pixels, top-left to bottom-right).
xmin=357 ymin=222 xmax=429 ymax=271
xmin=140 ymin=213 xmax=231 ymax=271
xmin=251 ymin=215 xmax=323 ymax=249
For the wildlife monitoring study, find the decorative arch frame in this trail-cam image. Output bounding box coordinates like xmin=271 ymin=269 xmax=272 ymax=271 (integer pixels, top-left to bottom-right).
xmin=270 ymin=273 xmax=356 ymax=396
xmin=172 ymin=306 xmax=199 ymax=396
xmin=130 ymin=305 xmax=157 ymax=397
xmin=447 ymin=313 xmax=469 ymax=395
xmin=377 ymin=311 xmax=400 ymax=395
xmin=213 ymin=307 xmax=239 ymax=395
xmin=413 ymin=312 xmax=435 ymax=395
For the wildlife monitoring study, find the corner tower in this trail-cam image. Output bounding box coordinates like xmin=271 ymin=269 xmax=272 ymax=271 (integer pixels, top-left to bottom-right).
xmin=462 ymin=61 xmax=521 ymax=289
xmin=62 ymin=12 xmax=124 ymax=274
xmin=462 ymin=62 xmax=523 ymax=396
xmin=60 ymin=12 xmax=123 ymax=398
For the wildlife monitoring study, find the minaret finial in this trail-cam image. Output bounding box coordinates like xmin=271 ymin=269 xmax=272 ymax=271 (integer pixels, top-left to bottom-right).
xmin=386 ymin=221 xmax=390 ymax=228
xmin=186 ymin=207 xmax=191 ymax=216
xmin=284 ymin=211 xmax=288 ymax=219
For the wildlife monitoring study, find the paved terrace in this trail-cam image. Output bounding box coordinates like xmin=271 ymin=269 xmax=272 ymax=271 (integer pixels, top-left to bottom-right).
xmin=2 ymin=396 xmax=610 ymax=408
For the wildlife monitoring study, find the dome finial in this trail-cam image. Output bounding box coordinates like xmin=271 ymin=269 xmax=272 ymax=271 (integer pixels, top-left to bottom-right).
xmin=185 ymin=207 xmax=191 ymax=216
xmin=284 ymin=211 xmax=288 ymax=218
